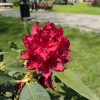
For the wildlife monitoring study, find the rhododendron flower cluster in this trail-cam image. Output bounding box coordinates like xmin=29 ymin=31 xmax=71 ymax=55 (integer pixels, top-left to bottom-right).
xmin=20 ymin=21 xmax=71 ymax=81
xmin=37 ymin=3 xmax=54 ymax=6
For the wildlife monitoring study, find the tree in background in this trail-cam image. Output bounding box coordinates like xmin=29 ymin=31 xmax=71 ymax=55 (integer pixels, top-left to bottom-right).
xmin=91 ymin=0 xmax=100 ymax=6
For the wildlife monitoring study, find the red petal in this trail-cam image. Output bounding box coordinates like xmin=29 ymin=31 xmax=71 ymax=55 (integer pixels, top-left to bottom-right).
xmin=16 ymin=84 xmax=21 ymax=90
xmin=38 ymin=76 xmax=56 ymax=89
xmin=49 ymin=85 xmax=56 ymax=89
xmin=61 ymin=53 xmax=71 ymax=63
xmin=48 ymin=42 xmax=58 ymax=52
xmin=20 ymin=51 xmax=29 ymax=60
xmin=23 ymin=35 xmax=33 ymax=49
xmin=26 ymin=60 xmax=38 ymax=69
xmin=42 ymin=63 xmax=51 ymax=79
xmin=52 ymin=63 xmax=63 ymax=71
xmin=31 ymin=22 xmax=39 ymax=36
xmin=35 ymin=48 xmax=49 ymax=61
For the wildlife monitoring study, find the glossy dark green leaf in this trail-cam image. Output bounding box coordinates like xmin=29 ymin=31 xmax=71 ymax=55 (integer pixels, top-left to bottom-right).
xmin=0 ymin=85 xmax=16 ymax=92
xmin=0 ymin=73 xmax=17 ymax=92
xmin=52 ymin=69 xmax=99 ymax=100
xmin=4 ymin=62 xmax=36 ymax=73
xmin=20 ymin=83 xmax=51 ymax=100
xmin=0 ymin=73 xmax=16 ymax=86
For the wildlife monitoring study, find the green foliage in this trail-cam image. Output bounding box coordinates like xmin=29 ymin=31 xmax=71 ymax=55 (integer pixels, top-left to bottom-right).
xmin=12 ymin=0 xmax=19 ymax=7
xmin=8 ymin=41 xmax=18 ymax=49
xmin=0 ymin=49 xmax=4 ymax=62
xmin=4 ymin=62 xmax=36 ymax=73
xmin=4 ymin=92 xmax=13 ymax=97
xmin=0 ymin=49 xmax=9 ymax=62
xmin=91 ymin=0 xmax=100 ymax=6
xmin=0 ymin=73 xmax=15 ymax=85
xmin=0 ymin=96 xmax=12 ymax=100
xmin=0 ymin=73 xmax=17 ymax=92
xmin=0 ymin=16 xmax=100 ymax=99
xmin=8 ymin=71 xmax=25 ymax=79
xmin=8 ymin=41 xmax=25 ymax=53
xmin=24 ymin=22 xmax=30 ymax=34
xmin=0 ymin=96 xmax=5 ymax=100
xmin=53 ymin=69 xmax=99 ymax=100
xmin=20 ymin=83 xmax=51 ymax=100
xmin=37 ymin=5 xmax=53 ymax=10
xmin=0 ymin=52 xmax=9 ymax=55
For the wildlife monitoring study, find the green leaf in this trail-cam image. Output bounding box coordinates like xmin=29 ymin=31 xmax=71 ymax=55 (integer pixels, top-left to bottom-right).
xmin=20 ymin=83 xmax=51 ymax=100
xmin=0 ymin=85 xmax=15 ymax=92
xmin=0 ymin=73 xmax=16 ymax=86
xmin=4 ymin=62 xmax=36 ymax=73
xmin=8 ymin=71 xmax=19 ymax=78
xmin=0 ymin=49 xmax=8 ymax=63
xmin=12 ymin=48 xmax=25 ymax=53
xmin=0 ymin=52 xmax=8 ymax=62
xmin=1 ymin=96 xmax=12 ymax=100
xmin=0 ymin=52 xmax=9 ymax=55
xmin=0 ymin=49 xmax=8 ymax=62
xmin=52 ymin=69 xmax=99 ymax=100
xmin=4 ymin=92 xmax=13 ymax=97
xmin=0 ymin=73 xmax=17 ymax=92
xmin=8 ymin=41 xmax=24 ymax=53
xmin=0 ymin=96 xmax=5 ymax=100
xmin=24 ymin=22 xmax=30 ymax=34
xmin=8 ymin=71 xmax=25 ymax=79
xmin=0 ymin=53 xmax=3 ymax=62
xmin=8 ymin=71 xmax=17 ymax=77
xmin=8 ymin=41 xmax=18 ymax=49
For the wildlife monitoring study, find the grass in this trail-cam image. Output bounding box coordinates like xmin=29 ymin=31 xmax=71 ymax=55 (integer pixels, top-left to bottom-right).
xmin=52 ymin=3 xmax=100 ymax=15
xmin=0 ymin=6 xmax=20 ymax=10
xmin=0 ymin=15 xmax=100 ymax=99
xmin=2 ymin=2 xmax=100 ymax=15
xmin=10 ymin=6 xmax=20 ymax=10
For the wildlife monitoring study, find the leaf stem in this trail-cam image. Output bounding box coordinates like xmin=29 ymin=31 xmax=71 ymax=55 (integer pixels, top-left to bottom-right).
xmin=17 ymin=82 xmax=24 ymax=94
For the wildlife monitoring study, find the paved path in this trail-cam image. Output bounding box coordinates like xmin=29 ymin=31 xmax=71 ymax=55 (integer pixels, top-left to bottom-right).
xmin=0 ymin=9 xmax=100 ymax=32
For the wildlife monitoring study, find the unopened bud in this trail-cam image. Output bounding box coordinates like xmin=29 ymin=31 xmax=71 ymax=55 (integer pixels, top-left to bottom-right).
xmin=2 ymin=68 xmax=6 ymax=72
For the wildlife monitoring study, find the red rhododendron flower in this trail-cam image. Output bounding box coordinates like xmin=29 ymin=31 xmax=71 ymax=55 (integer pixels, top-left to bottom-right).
xmin=20 ymin=21 xmax=71 ymax=79
xmin=38 ymin=76 xmax=55 ymax=89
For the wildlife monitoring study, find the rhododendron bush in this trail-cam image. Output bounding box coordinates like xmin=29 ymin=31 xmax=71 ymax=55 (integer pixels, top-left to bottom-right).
xmin=0 ymin=22 xmax=99 ymax=100
xmin=29 ymin=3 xmax=54 ymax=10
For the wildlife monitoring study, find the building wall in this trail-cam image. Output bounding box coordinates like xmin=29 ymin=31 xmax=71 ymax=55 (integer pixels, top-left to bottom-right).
xmin=78 ymin=0 xmax=83 ymax=3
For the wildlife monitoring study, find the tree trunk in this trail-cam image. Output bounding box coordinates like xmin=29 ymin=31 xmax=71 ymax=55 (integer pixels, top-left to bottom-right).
xmin=3 ymin=0 xmax=6 ymax=2
xmin=65 ymin=0 xmax=68 ymax=4
xmin=92 ymin=0 xmax=100 ymax=6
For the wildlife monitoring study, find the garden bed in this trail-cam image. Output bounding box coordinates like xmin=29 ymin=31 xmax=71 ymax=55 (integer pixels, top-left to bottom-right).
xmin=29 ymin=3 xmax=54 ymax=11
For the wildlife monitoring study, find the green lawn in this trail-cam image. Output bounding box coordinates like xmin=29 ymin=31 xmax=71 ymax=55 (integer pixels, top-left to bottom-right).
xmin=4 ymin=2 xmax=100 ymax=15
xmin=0 ymin=15 xmax=100 ymax=99
xmin=52 ymin=3 xmax=100 ymax=15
